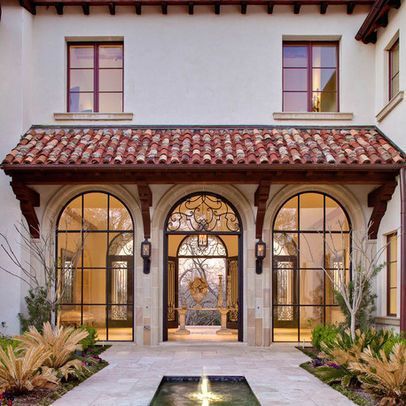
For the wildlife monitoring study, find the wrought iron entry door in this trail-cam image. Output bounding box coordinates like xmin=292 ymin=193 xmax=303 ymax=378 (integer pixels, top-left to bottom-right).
xmin=107 ymin=255 xmax=133 ymax=328
xmin=226 ymin=256 xmax=239 ymax=329
xmin=272 ymin=255 xmax=298 ymax=328
xmin=167 ymin=257 xmax=178 ymax=328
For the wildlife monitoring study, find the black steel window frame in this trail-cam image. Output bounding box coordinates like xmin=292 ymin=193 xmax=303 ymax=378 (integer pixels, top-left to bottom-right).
xmin=55 ymin=191 xmax=134 ymax=342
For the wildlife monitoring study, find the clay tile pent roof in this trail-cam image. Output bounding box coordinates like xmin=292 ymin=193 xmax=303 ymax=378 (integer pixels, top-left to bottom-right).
xmin=2 ymin=126 xmax=405 ymax=168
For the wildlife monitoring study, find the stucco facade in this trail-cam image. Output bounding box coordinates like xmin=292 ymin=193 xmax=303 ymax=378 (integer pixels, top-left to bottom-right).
xmin=0 ymin=0 xmax=404 ymax=343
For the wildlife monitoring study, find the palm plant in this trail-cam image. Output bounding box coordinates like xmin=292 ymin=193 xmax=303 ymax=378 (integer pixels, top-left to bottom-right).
xmin=0 ymin=345 xmax=58 ymax=393
xmin=16 ymin=322 xmax=88 ymax=379
xmin=349 ymin=343 xmax=406 ymax=405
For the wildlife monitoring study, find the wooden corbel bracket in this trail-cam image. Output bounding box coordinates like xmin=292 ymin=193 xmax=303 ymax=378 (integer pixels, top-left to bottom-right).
xmin=138 ymin=183 xmax=152 ymax=239
xmin=254 ymin=181 xmax=271 ymax=239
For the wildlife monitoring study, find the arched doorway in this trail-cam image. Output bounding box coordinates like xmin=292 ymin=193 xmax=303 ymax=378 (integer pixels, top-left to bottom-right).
xmin=56 ymin=191 xmax=134 ymax=341
xmin=163 ymin=192 xmax=243 ymax=342
xmin=272 ymin=192 xmax=351 ymax=342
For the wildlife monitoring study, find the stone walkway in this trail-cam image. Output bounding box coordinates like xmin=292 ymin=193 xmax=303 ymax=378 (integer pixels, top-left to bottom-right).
xmin=54 ymin=343 xmax=354 ymax=406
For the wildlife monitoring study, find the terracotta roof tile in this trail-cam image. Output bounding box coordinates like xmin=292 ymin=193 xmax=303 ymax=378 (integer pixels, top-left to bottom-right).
xmin=2 ymin=126 xmax=404 ymax=167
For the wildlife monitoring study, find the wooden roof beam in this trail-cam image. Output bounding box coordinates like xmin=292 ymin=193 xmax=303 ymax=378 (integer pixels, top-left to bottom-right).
xmin=10 ymin=182 xmax=40 ymax=239
xmin=267 ymin=2 xmax=274 ymax=13
xmin=188 ymin=2 xmax=194 ymax=14
xmin=161 ymin=1 xmax=168 ymax=13
xmin=138 ymin=183 xmax=152 ymax=239
xmin=82 ymin=3 xmax=89 ymax=14
xmin=320 ymin=1 xmax=327 ymax=13
xmin=367 ymin=181 xmax=397 ymax=239
xmin=135 ymin=1 xmax=141 ymax=14
xmin=20 ymin=0 xmax=36 ymax=15
xmin=214 ymin=2 xmax=220 ymax=14
xmin=293 ymin=2 xmax=301 ymax=14
xmin=108 ymin=2 xmax=116 ymax=14
xmin=255 ymin=181 xmax=271 ymax=239
xmin=346 ymin=1 xmax=355 ymax=13
xmin=55 ymin=2 xmax=64 ymax=14
xmin=241 ymin=1 xmax=247 ymax=14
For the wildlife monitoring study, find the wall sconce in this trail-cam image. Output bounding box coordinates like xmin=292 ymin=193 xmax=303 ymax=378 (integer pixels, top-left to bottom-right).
xmin=255 ymin=240 xmax=266 ymax=274
xmin=141 ymin=239 xmax=151 ymax=274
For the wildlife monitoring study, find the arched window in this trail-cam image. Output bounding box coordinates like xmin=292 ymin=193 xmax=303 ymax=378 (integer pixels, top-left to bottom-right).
xmin=272 ymin=192 xmax=351 ymax=342
xmin=56 ymin=192 xmax=134 ymax=341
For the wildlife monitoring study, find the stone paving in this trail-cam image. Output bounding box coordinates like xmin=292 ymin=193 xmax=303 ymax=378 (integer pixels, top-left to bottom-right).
xmin=53 ymin=343 xmax=354 ymax=406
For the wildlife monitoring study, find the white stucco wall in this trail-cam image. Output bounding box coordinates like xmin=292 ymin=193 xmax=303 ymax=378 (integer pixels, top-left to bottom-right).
xmin=26 ymin=4 xmax=374 ymax=126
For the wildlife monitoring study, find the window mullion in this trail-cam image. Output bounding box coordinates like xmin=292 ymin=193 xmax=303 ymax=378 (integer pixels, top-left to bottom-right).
xmin=94 ymin=45 xmax=99 ymax=112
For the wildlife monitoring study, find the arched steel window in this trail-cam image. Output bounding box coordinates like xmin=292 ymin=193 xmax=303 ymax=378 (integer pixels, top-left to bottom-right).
xmin=272 ymin=192 xmax=351 ymax=342
xmin=56 ymin=191 xmax=134 ymax=341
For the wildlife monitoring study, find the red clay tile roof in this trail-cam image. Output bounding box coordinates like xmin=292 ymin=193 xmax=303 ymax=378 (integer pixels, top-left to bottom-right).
xmin=2 ymin=126 xmax=404 ymax=167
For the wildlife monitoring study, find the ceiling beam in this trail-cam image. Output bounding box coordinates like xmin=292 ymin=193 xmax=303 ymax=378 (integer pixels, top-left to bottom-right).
xmin=241 ymin=1 xmax=247 ymax=13
xmin=108 ymin=2 xmax=116 ymax=13
xmin=214 ymin=1 xmax=220 ymax=14
xmin=10 ymin=182 xmax=40 ymax=239
xmin=82 ymin=3 xmax=90 ymax=14
xmin=135 ymin=1 xmax=141 ymax=13
xmin=161 ymin=1 xmax=168 ymax=13
xmin=55 ymin=2 xmax=64 ymax=14
xmin=346 ymin=1 xmax=355 ymax=13
xmin=254 ymin=181 xmax=271 ymax=239
xmin=20 ymin=0 xmax=36 ymax=15
xmin=188 ymin=1 xmax=194 ymax=14
xmin=267 ymin=2 xmax=274 ymax=13
xmin=320 ymin=1 xmax=327 ymax=13
xmin=367 ymin=181 xmax=397 ymax=239
xmin=293 ymin=2 xmax=301 ymax=13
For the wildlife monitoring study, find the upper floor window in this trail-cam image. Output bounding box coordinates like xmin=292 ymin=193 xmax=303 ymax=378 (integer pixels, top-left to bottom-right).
xmin=387 ymin=232 xmax=398 ymax=317
xmin=389 ymin=39 xmax=399 ymax=100
xmin=283 ymin=42 xmax=338 ymax=112
xmin=68 ymin=43 xmax=123 ymax=113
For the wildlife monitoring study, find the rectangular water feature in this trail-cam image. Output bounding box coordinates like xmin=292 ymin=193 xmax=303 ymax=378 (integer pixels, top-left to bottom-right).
xmin=150 ymin=375 xmax=260 ymax=405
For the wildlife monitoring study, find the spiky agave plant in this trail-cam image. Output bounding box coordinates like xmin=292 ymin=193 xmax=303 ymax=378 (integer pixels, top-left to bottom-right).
xmin=0 ymin=345 xmax=58 ymax=393
xmin=349 ymin=343 xmax=406 ymax=405
xmin=17 ymin=322 xmax=89 ymax=379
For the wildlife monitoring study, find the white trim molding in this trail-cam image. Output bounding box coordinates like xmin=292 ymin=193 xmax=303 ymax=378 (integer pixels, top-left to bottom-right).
xmin=54 ymin=112 xmax=134 ymax=121
xmin=273 ymin=112 xmax=353 ymax=121
xmin=376 ymin=91 xmax=404 ymax=122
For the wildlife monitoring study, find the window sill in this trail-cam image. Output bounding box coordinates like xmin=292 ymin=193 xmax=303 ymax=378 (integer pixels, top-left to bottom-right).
xmin=273 ymin=112 xmax=353 ymax=121
xmin=376 ymin=91 xmax=404 ymax=122
xmin=375 ymin=316 xmax=400 ymax=326
xmin=54 ymin=112 xmax=134 ymax=121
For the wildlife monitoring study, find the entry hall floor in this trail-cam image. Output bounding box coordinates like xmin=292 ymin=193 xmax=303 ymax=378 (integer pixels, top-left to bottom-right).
xmin=54 ymin=343 xmax=354 ymax=406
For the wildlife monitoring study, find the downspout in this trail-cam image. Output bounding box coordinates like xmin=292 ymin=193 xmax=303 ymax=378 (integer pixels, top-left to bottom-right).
xmin=400 ymin=167 xmax=406 ymax=334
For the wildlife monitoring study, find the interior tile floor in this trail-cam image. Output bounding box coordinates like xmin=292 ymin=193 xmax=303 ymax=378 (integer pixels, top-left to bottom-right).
xmin=168 ymin=325 xmax=238 ymax=342
xmin=54 ymin=343 xmax=354 ymax=406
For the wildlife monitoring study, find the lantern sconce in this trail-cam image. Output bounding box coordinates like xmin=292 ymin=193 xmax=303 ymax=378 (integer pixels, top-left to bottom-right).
xmin=141 ymin=239 xmax=151 ymax=274
xmin=255 ymin=240 xmax=266 ymax=274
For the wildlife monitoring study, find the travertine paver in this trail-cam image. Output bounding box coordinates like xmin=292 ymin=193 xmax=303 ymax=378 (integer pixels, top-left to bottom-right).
xmin=53 ymin=343 xmax=354 ymax=406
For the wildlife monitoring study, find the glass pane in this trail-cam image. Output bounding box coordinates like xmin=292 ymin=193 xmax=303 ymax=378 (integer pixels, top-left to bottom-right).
xmin=108 ymin=306 xmax=133 ymax=341
xmin=312 ymin=69 xmax=336 ymax=92
xmin=326 ymin=197 xmax=349 ymax=231
xmin=300 ymin=269 xmax=323 ymax=304
xmin=390 ymin=234 xmax=397 ymax=259
xmin=69 ymin=46 xmax=94 ymax=68
xmin=83 ymin=305 xmax=107 ymax=340
xmin=391 ymin=43 xmax=399 ymax=75
xmin=58 ymin=305 xmax=82 ymax=328
xmin=273 ymin=233 xmax=298 ymax=257
xmin=109 ymin=233 xmax=134 ymax=257
xmin=274 ymin=196 xmax=298 ymax=231
xmin=273 ymin=306 xmax=298 ymax=342
xmin=83 ymin=233 xmax=107 ymax=268
xmin=57 ymin=233 xmax=82 ymax=267
xmin=99 ymin=69 xmax=123 ymax=92
xmin=300 ymin=193 xmax=323 ymax=230
xmin=109 ymin=197 xmax=133 ymax=230
xmin=312 ymin=45 xmax=337 ymax=68
xmin=390 ymin=262 xmax=398 ymax=288
xmin=69 ymin=92 xmax=93 ymax=113
xmin=389 ymin=289 xmax=397 ymax=315
xmin=300 ymin=306 xmax=323 ymax=341
xmin=326 ymin=268 xmax=350 ymax=304
xmin=391 ymin=74 xmax=399 ymax=97
xmin=70 ymin=69 xmax=94 ymax=92
xmin=283 ymin=92 xmax=307 ymax=112
xmin=83 ymin=269 xmax=106 ymax=304
xmin=99 ymin=45 xmax=123 ymax=68
xmin=283 ymin=69 xmax=307 ymax=91
xmin=283 ymin=46 xmax=308 ymax=68
xmin=273 ymin=268 xmax=298 ymax=305
xmin=325 ymin=306 xmax=345 ymax=325
xmin=325 ymin=233 xmax=350 ymax=269
xmin=59 ymin=195 xmax=82 ymax=230
xmin=84 ymin=193 xmax=108 ymax=231
xmin=57 ymin=267 xmax=82 ymax=304
xmin=99 ymin=93 xmax=122 ymax=113
xmin=300 ymin=233 xmax=324 ymax=268
xmin=312 ymin=92 xmax=337 ymax=112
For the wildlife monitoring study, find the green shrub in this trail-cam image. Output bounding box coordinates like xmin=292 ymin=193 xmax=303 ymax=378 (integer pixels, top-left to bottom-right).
xmin=381 ymin=332 xmax=406 ymax=356
xmin=0 ymin=335 xmax=19 ymax=351
xmin=18 ymin=288 xmax=51 ymax=333
xmin=79 ymin=326 xmax=98 ymax=351
xmin=311 ymin=324 xmax=339 ymax=351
